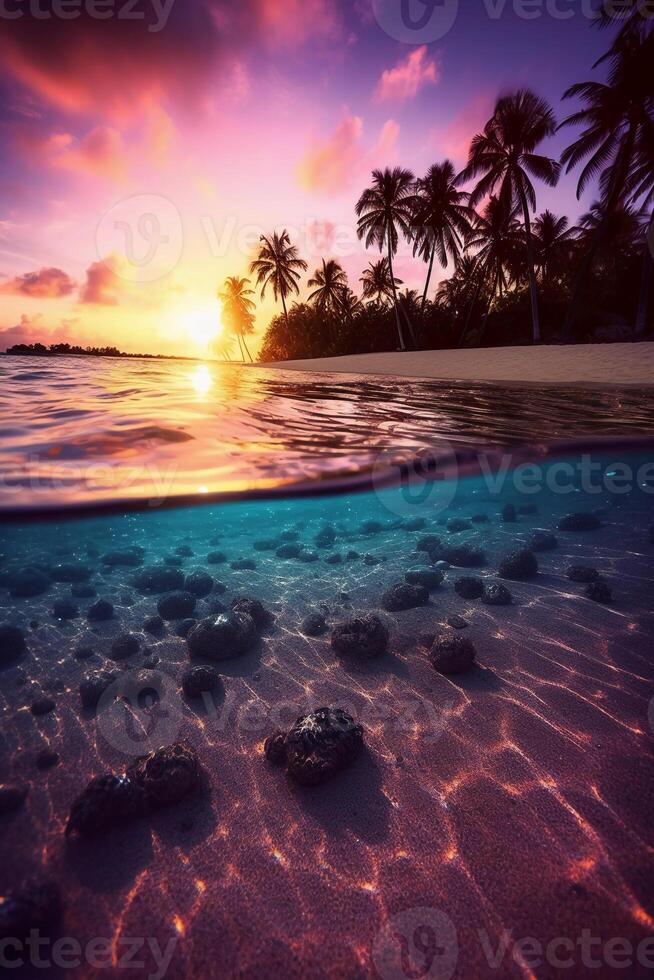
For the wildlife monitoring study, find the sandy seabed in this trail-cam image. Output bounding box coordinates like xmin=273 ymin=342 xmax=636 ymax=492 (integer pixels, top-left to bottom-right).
xmin=1 ymin=472 xmax=653 ymax=980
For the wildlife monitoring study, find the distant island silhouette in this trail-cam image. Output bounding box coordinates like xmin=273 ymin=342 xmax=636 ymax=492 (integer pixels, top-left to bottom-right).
xmin=2 ymin=342 xmax=195 ymax=360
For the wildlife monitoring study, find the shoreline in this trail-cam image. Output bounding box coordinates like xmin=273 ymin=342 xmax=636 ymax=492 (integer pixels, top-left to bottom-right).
xmin=260 ymin=341 xmax=654 ymax=387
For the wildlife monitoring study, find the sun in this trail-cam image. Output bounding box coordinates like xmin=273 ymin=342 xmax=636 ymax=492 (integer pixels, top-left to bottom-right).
xmin=184 ymin=303 xmax=223 ymax=348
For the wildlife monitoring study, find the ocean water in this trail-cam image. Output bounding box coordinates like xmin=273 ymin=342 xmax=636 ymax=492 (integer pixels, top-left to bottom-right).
xmin=1 ymin=356 xmax=654 ymax=978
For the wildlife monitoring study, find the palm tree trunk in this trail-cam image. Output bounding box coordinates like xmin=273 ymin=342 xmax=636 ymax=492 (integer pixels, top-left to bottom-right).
xmin=635 ymin=219 xmax=653 ymax=338
xmin=518 ymin=186 xmax=540 ymax=344
xmin=387 ymin=236 xmax=406 ymax=351
xmin=236 ymin=333 xmax=245 ymax=361
xmin=281 ymin=292 xmax=289 ymax=327
xmin=458 ymin=267 xmax=486 ymax=348
xmin=242 ymin=336 xmax=254 ymax=362
xmin=421 ymin=242 xmax=436 ymax=312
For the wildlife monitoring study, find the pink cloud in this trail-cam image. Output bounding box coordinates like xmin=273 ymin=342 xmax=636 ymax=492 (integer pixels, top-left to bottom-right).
xmin=80 ymin=255 xmax=124 ymax=305
xmin=432 ymin=94 xmax=495 ymax=167
xmin=0 ymin=267 xmax=76 ymax=298
xmin=54 ymin=127 xmax=128 ymax=182
xmin=255 ymin=0 xmax=342 ymax=46
xmin=0 ymin=313 xmax=81 ymax=350
xmin=374 ymin=46 xmax=440 ymax=103
xmin=298 ymin=115 xmax=399 ymax=195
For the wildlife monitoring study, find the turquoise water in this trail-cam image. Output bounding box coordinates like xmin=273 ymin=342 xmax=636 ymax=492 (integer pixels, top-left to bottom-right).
xmin=1 ymin=448 xmax=653 ymax=977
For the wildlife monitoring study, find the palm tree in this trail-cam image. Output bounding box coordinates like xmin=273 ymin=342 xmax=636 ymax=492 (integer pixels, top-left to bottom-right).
xmin=532 ymin=211 xmax=578 ymax=286
xmin=411 ymin=161 xmax=476 ymax=311
xmin=213 ymin=334 xmax=236 ymax=362
xmin=459 ymin=89 xmax=560 ymax=343
xmin=359 ymin=258 xmax=402 ymax=305
xmin=219 ymin=276 xmax=256 ymax=362
xmin=339 ymin=288 xmax=363 ymax=321
xmin=307 ymin=259 xmax=348 ymax=314
xmin=249 ymin=231 xmax=307 ymax=326
xmin=559 ymin=26 xmax=653 ymax=337
xmin=355 ymin=167 xmax=417 ymax=350
xmin=459 ymin=196 xmax=524 ymax=345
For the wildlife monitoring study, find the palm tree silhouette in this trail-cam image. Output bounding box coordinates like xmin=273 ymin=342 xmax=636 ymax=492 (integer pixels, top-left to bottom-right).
xmin=219 ymin=276 xmax=256 ymax=362
xmin=412 ymin=161 xmax=476 ymax=312
xmin=356 ymin=167 xmax=417 ymax=350
xmin=532 ymin=211 xmax=578 ymax=286
xmin=459 ymin=89 xmax=560 ymax=343
xmin=307 ymin=259 xmax=349 ymax=314
xmin=559 ymin=25 xmax=653 ymax=337
xmin=359 ymin=258 xmax=402 ymax=306
xmin=249 ymin=231 xmax=307 ymax=327
xmin=459 ymin=195 xmax=523 ymax=345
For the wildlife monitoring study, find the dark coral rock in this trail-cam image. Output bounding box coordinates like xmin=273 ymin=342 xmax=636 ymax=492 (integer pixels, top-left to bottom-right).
xmin=52 ymin=599 xmax=79 ymax=620
xmin=0 ymin=784 xmax=28 ymax=815
xmin=79 ymin=669 xmax=118 ymax=709
xmin=363 ymin=554 xmax=381 ymax=566
xmin=35 ymin=750 xmax=59 ymax=770
xmin=0 ymin=878 xmax=62 ymax=939
xmin=482 ymin=583 xmax=513 ymax=606
xmin=10 ymin=567 xmax=51 ymax=598
xmin=499 ymin=549 xmax=538 ymax=581
xmin=175 ymin=618 xmax=197 ymax=638
xmin=0 ymin=624 xmax=26 ymax=664
xmin=51 ymin=562 xmax=92 ymax=583
xmin=447 ymin=517 xmax=471 ymax=533
xmin=206 ymin=550 xmax=227 ymax=564
xmin=567 ymin=565 xmax=600 ymax=583
xmin=381 ymin=583 xmax=429 ymax=611
xmin=301 ymin=612 xmax=327 ymax=636
xmin=230 ymin=558 xmax=257 ymax=571
xmin=282 ymin=707 xmax=363 ymax=785
xmin=405 ymin=567 xmax=444 ymax=590
xmin=133 ymin=565 xmax=184 ymax=594
xmin=182 ymin=665 xmax=221 ymax=699
xmin=558 ymin=512 xmax=602 ymax=531
xmin=416 ymin=534 xmax=443 ymax=554
xmin=331 ymin=614 xmax=389 ymax=659
xmin=346 ymin=550 xmax=360 ymax=560
xmin=324 ymin=553 xmax=343 ymax=565
xmin=253 ymin=539 xmax=278 ymax=551
xmin=297 ymin=549 xmax=319 ymax=563
xmin=101 ymin=547 xmax=144 ymax=567
xmin=360 ymin=520 xmax=384 ymax=535
xmin=429 ymin=634 xmax=477 ymax=674
xmin=315 ymin=525 xmax=337 ymax=548
xmin=176 ymin=545 xmax=194 ymax=557
xmin=187 ymin=612 xmax=257 ymax=661
xmin=530 ymin=530 xmax=558 ymax=552
xmin=586 ymin=580 xmax=612 ymax=603
xmin=454 ymin=576 xmax=484 ymax=599
xmin=442 ymin=544 xmax=486 ymax=568
xmin=447 ymin=615 xmax=469 ymax=629
xmin=110 ymin=633 xmax=140 ymax=660
xmin=264 ymin=731 xmax=287 ymax=764
xmin=65 ymin=773 xmax=143 ymax=838
xmin=404 ymin=517 xmax=427 ymax=531
xmin=157 ymin=590 xmax=197 ymax=620
xmin=144 ymin=614 xmax=165 ymax=635
xmin=231 ymin=597 xmax=274 ymax=628
xmin=128 ymin=741 xmax=202 ymax=809
xmin=73 ymin=644 xmax=94 ymax=660
xmin=279 ymin=530 xmax=299 ymax=542
xmin=71 ymin=583 xmax=96 ymax=598
xmin=276 ymin=543 xmax=302 ymax=559
xmin=471 ymin=513 xmax=490 ymax=524
xmin=87 ymin=599 xmax=114 ymax=621
xmin=183 ymin=570 xmax=214 ymax=598
xmin=501 ymin=503 xmax=517 ymax=522
xmin=30 ymin=697 xmax=56 ymax=716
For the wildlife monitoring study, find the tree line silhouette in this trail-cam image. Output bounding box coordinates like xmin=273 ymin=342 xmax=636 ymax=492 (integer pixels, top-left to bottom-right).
xmin=212 ymin=6 xmax=652 ymax=362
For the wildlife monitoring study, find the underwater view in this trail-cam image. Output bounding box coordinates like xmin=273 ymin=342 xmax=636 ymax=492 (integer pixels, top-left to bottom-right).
xmin=1 ymin=357 xmax=653 ymax=979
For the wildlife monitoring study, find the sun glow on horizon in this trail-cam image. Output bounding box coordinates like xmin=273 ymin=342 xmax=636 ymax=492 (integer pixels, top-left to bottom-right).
xmin=185 ymin=302 xmax=224 ymax=348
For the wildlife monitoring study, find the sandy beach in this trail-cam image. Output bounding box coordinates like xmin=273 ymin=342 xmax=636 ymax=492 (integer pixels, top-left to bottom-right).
xmin=263 ymin=342 xmax=654 ymax=386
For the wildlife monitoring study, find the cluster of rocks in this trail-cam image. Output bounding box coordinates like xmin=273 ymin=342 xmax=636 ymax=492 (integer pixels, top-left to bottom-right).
xmin=265 ymin=707 xmax=364 ymax=785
